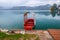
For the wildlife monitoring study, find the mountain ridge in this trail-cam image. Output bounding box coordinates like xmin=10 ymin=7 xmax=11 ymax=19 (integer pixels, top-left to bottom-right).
xmin=0 ymin=4 xmax=51 ymax=10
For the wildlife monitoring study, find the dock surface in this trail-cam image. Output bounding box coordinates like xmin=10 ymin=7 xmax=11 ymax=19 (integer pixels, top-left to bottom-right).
xmin=48 ymin=29 xmax=60 ymax=40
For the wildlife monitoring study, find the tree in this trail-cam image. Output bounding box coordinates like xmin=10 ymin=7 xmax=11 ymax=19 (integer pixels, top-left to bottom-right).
xmin=53 ymin=4 xmax=57 ymax=10
xmin=50 ymin=3 xmax=58 ymax=13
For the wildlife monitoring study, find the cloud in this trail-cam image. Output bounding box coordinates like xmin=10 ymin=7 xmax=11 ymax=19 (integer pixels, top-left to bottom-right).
xmin=0 ymin=0 xmax=27 ymax=7
xmin=0 ymin=0 xmax=59 ymax=7
xmin=49 ymin=0 xmax=59 ymax=5
xmin=22 ymin=0 xmax=42 ymax=6
xmin=21 ymin=0 xmax=59 ymax=6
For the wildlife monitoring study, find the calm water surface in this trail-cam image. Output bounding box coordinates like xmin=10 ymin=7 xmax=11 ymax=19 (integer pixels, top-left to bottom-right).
xmin=0 ymin=10 xmax=60 ymax=30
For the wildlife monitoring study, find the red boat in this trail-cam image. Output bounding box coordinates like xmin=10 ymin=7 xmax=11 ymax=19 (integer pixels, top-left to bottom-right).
xmin=24 ymin=12 xmax=35 ymax=30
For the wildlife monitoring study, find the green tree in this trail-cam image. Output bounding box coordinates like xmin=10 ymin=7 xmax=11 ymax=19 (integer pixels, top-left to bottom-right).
xmin=50 ymin=3 xmax=58 ymax=13
xmin=53 ymin=4 xmax=57 ymax=10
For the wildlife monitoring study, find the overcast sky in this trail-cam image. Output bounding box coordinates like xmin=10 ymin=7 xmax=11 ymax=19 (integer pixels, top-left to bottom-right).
xmin=0 ymin=0 xmax=59 ymax=8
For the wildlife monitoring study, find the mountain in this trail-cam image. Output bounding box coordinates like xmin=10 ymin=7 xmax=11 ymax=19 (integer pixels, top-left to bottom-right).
xmin=10 ymin=4 xmax=51 ymax=10
xmin=0 ymin=4 xmax=51 ymax=10
xmin=0 ymin=7 xmax=3 ymax=10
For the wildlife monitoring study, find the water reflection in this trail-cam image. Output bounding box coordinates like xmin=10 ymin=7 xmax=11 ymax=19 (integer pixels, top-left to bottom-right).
xmin=0 ymin=10 xmax=60 ymax=30
xmin=57 ymin=11 xmax=60 ymax=16
xmin=50 ymin=11 xmax=56 ymax=17
xmin=50 ymin=11 xmax=60 ymax=17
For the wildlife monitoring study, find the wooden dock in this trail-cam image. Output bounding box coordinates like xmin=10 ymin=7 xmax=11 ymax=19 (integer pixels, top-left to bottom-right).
xmin=48 ymin=29 xmax=60 ymax=40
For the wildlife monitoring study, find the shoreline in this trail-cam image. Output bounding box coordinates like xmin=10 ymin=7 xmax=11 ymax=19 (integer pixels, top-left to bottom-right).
xmin=0 ymin=28 xmax=60 ymax=40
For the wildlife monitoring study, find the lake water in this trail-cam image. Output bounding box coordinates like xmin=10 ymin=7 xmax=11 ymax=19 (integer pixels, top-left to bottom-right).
xmin=0 ymin=10 xmax=60 ymax=30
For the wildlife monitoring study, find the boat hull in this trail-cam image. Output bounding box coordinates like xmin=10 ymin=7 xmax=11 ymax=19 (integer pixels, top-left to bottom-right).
xmin=24 ymin=19 xmax=34 ymax=30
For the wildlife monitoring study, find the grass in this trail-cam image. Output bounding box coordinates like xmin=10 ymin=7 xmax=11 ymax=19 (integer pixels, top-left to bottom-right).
xmin=0 ymin=32 xmax=40 ymax=40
